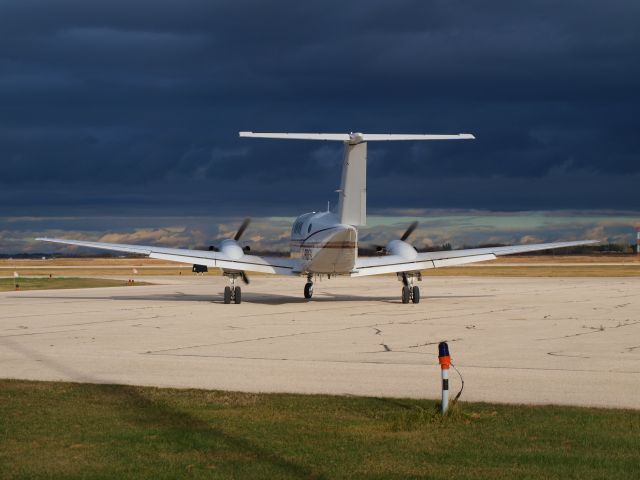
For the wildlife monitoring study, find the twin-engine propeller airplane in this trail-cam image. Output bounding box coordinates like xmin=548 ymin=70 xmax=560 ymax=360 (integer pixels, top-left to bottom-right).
xmin=39 ymin=131 xmax=597 ymax=304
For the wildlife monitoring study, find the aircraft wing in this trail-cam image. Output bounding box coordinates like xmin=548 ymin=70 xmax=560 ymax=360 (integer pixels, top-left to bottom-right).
xmin=352 ymin=240 xmax=598 ymax=277
xmin=36 ymin=237 xmax=302 ymax=275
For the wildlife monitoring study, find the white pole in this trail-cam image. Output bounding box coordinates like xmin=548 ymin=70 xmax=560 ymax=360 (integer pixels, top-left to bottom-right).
xmin=441 ymin=368 xmax=449 ymax=414
xmin=438 ymin=341 xmax=451 ymax=414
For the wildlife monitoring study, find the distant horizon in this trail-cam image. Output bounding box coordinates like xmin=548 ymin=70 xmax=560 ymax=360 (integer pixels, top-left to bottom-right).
xmin=2 ymin=209 xmax=639 ymax=255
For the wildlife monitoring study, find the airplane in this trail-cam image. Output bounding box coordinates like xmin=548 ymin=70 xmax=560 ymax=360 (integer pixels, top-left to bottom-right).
xmin=38 ymin=131 xmax=597 ymax=304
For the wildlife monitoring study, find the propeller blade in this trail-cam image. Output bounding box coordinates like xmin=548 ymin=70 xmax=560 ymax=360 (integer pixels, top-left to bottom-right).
xmin=234 ymin=218 xmax=251 ymax=241
xmin=240 ymin=271 xmax=250 ymax=285
xmin=400 ymin=221 xmax=418 ymax=242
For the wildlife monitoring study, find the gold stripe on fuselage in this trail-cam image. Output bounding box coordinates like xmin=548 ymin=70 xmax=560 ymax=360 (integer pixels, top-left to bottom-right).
xmin=290 ymin=241 xmax=357 ymax=249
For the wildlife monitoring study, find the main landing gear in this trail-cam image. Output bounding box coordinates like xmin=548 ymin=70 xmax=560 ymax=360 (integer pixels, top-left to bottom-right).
xmin=224 ymin=285 xmax=241 ymax=304
xmin=399 ymin=272 xmax=421 ymax=304
xmin=223 ymin=272 xmax=242 ymax=304
xmin=304 ymin=274 xmax=314 ymax=299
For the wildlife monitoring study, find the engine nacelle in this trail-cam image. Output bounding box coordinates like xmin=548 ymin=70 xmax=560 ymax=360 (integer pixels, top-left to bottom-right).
xmin=386 ymin=239 xmax=418 ymax=260
xmin=219 ymin=239 xmax=245 ymax=260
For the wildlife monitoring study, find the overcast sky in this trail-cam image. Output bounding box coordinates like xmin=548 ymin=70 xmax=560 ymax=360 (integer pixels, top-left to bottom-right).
xmin=1 ymin=1 xmax=639 ymax=251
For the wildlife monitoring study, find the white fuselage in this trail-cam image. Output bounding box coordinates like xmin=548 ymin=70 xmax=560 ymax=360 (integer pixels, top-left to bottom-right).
xmin=290 ymin=211 xmax=357 ymax=274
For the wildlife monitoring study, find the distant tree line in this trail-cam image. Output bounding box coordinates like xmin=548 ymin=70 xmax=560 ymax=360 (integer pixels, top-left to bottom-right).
xmin=515 ymin=243 xmax=637 ymax=255
xmin=2 ymin=242 xmax=638 ymax=259
xmin=414 ymin=242 xmax=637 ymax=255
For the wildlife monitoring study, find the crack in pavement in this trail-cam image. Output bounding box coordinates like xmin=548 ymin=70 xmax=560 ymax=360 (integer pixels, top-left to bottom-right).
xmin=0 ymin=328 xmax=85 ymax=338
xmin=536 ymin=319 xmax=640 ymax=341
xmin=0 ymin=305 xmax=161 ymax=320
xmin=548 ymin=351 xmax=591 ymax=359
xmin=407 ymin=338 xmax=462 ymax=349
xmin=143 ymin=316 xmax=425 ymax=355
xmin=142 ymin=304 xmax=530 ymax=356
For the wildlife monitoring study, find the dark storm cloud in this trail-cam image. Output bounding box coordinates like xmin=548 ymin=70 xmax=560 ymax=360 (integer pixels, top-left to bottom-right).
xmin=0 ymin=0 xmax=639 ymax=218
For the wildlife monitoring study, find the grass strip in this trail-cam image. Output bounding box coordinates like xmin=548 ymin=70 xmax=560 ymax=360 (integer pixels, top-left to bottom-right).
xmin=0 ymin=277 xmax=150 ymax=292
xmin=0 ymin=379 xmax=638 ymax=479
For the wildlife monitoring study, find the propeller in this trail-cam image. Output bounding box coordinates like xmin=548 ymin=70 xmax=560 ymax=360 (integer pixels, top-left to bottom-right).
xmin=400 ymin=221 xmax=418 ymax=242
xmin=234 ymin=218 xmax=251 ymax=241
xmin=370 ymin=221 xmax=419 ymax=255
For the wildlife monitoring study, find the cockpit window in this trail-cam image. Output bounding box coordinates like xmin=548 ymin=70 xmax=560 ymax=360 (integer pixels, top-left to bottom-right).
xmin=293 ymin=218 xmax=305 ymax=235
xmin=308 ymin=224 xmax=312 ymax=233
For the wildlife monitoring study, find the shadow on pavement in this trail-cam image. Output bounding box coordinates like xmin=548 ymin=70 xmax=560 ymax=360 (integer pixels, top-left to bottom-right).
xmin=20 ymin=291 xmax=494 ymax=305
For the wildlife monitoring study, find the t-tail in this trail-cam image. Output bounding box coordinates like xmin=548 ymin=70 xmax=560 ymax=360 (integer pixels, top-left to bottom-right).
xmin=239 ymin=131 xmax=475 ymax=226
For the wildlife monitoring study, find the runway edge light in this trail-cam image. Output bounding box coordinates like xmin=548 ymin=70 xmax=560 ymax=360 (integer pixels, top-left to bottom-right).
xmin=438 ymin=341 xmax=451 ymax=414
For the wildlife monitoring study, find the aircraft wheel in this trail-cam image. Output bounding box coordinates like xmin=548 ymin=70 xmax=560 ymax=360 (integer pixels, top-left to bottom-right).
xmin=401 ymin=286 xmax=410 ymax=304
xmin=224 ymin=286 xmax=232 ymax=304
xmin=412 ymin=286 xmax=420 ymax=304
xmin=234 ymin=286 xmax=242 ymax=304
xmin=304 ymin=282 xmax=313 ymax=299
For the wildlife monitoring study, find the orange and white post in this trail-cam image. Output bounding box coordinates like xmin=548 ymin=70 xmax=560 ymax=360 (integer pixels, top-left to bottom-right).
xmin=438 ymin=341 xmax=451 ymax=414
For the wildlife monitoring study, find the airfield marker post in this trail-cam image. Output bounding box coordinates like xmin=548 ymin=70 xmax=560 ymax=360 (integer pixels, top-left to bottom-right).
xmin=438 ymin=342 xmax=451 ymax=414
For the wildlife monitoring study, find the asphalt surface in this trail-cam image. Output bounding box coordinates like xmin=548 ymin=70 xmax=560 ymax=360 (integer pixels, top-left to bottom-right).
xmin=1 ymin=275 xmax=638 ymax=409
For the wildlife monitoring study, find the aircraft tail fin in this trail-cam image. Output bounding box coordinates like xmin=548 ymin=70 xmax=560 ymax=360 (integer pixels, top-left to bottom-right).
xmin=338 ymin=141 xmax=367 ymax=225
xmin=239 ymin=131 xmax=475 ymax=226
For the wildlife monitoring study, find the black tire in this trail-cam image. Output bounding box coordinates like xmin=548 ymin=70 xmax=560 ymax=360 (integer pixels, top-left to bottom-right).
xmin=412 ymin=286 xmax=420 ymax=304
xmin=234 ymin=286 xmax=242 ymax=304
xmin=224 ymin=286 xmax=232 ymax=304
xmin=304 ymin=282 xmax=313 ymax=299
xmin=401 ymin=286 xmax=410 ymax=304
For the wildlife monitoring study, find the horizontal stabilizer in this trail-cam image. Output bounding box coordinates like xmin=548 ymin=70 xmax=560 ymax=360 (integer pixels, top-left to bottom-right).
xmin=240 ymin=131 xmax=474 ymax=144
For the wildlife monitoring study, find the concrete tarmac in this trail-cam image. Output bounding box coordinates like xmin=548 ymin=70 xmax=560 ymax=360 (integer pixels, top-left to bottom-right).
xmin=1 ymin=275 xmax=638 ymax=409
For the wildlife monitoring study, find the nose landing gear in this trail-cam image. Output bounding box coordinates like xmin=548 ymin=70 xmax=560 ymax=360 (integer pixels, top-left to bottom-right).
xmin=304 ymin=274 xmax=314 ymax=299
xmin=399 ymin=272 xmax=421 ymax=304
xmin=223 ymin=272 xmax=243 ymax=304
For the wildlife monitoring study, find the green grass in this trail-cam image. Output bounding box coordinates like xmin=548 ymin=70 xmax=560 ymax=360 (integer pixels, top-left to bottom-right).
xmin=0 ymin=380 xmax=638 ymax=479
xmin=0 ymin=277 xmax=149 ymax=292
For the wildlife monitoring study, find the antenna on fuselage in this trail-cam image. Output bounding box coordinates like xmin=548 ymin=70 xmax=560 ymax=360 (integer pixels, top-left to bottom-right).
xmin=239 ymin=131 xmax=475 ymax=226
